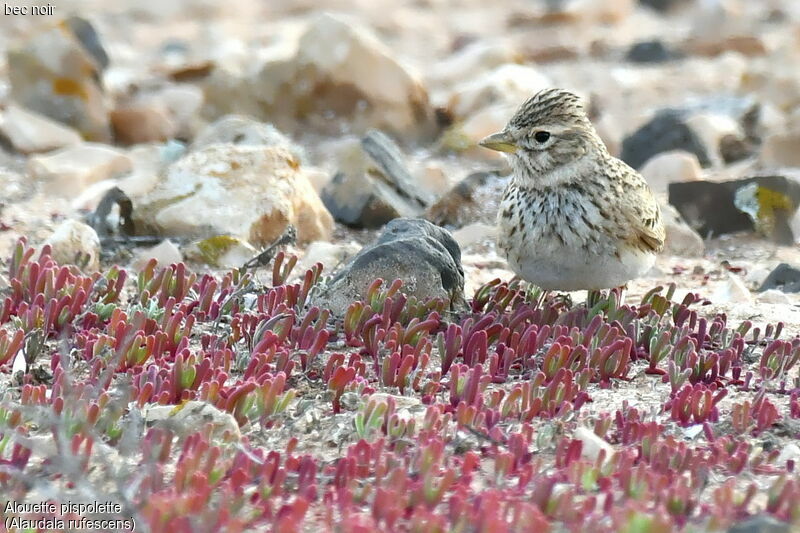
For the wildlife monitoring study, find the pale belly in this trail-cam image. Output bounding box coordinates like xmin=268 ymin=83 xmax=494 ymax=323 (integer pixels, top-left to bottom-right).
xmin=505 ymin=243 xmax=656 ymax=291
xmin=497 ymin=187 xmax=657 ymax=291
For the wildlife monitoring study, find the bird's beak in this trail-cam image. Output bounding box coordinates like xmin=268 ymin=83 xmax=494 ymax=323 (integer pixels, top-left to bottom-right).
xmin=479 ymin=131 xmax=518 ymax=153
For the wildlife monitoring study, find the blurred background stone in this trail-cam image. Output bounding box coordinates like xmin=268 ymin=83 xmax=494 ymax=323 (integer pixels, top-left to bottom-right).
xmin=7 ymin=18 xmax=111 ymax=142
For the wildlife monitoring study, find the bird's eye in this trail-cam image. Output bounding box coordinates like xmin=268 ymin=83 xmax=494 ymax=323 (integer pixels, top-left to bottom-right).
xmin=533 ymin=131 xmax=551 ymax=143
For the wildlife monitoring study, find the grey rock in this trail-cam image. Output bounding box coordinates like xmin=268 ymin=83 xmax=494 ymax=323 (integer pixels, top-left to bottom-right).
xmin=727 ymin=516 xmax=790 ymax=533
xmin=638 ymin=0 xmax=689 ymax=12
xmin=669 ymin=174 xmax=800 ymax=243
xmin=316 ymin=218 xmax=464 ymax=315
xmin=625 ymin=40 xmax=681 ymax=63
xmin=361 ymin=131 xmax=435 ymax=207
xmin=758 ymin=264 xmax=800 ymax=293
xmin=321 ymin=131 xmax=429 ymax=228
xmin=621 ymin=111 xmax=711 ymax=169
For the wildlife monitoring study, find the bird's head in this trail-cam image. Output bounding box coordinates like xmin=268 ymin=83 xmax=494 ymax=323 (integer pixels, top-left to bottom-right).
xmin=480 ymin=88 xmax=606 ymax=183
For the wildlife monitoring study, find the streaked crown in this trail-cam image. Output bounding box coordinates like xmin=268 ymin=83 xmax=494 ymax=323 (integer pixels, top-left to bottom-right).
xmin=509 ymin=88 xmax=591 ymax=130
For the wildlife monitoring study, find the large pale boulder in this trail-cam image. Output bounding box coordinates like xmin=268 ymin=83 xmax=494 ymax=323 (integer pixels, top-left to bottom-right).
xmin=247 ymin=13 xmax=435 ymax=139
xmin=133 ymin=144 xmax=333 ymax=245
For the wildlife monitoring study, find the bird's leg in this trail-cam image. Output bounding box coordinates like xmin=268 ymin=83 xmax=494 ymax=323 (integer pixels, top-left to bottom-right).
xmin=586 ymin=289 xmax=603 ymax=308
xmin=550 ymin=292 xmax=573 ymax=308
xmin=613 ymin=284 xmax=628 ymax=306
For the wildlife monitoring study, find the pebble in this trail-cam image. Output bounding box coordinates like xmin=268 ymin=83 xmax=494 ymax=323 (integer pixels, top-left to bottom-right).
xmin=0 ymin=105 xmax=82 ymax=154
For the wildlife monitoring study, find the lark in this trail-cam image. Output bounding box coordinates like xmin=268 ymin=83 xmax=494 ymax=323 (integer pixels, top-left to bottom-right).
xmin=480 ymin=88 xmax=664 ymax=291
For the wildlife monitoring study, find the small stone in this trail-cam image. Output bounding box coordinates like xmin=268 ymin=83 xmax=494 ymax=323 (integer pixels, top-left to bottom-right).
xmin=111 ymin=105 xmax=177 ymax=145
xmin=758 ymin=263 xmax=800 ymax=293
xmin=315 ymin=218 xmax=464 ymax=315
xmin=44 ymin=219 xmax=101 ymax=272
xmin=660 ymin=203 xmax=704 ymax=257
xmin=130 ymin=239 xmax=183 ymax=271
xmin=625 ymin=40 xmax=680 ymax=63
xmin=638 ymin=0 xmax=689 ymax=12
xmin=28 ymin=143 xmax=133 ymax=197
xmin=727 ymin=515 xmax=791 ymax=533
xmin=186 ymin=235 xmax=257 ymax=269
xmin=7 ymin=19 xmax=111 ymax=141
xmin=777 ymin=443 xmax=800 ymax=466
xmin=0 ymin=105 xmax=82 ymax=154
xmin=621 ymin=110 xmax=711 ymax=170
xmin=452 ymin=222 xmax=497 ymax=249
xmin=640 ymin=151 xmax=702 ymax=194
xmin=712 ymin=273 xmax=751 ymax=304
xmin=573 ymin=427 xmax=615 ymax=464
xmin=133 ymin=144 xmax=333 ymax=245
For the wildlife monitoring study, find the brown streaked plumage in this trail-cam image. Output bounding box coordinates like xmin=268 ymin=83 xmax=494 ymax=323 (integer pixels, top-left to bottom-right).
xmin=480 ymin=88 xmax=664 ymax=291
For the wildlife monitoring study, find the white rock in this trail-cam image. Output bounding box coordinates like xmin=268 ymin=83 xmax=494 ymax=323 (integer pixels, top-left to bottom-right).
xmin=453 ymin=222 xmax=497 ymax=249
xmin=712 ymin=273 xmax=752 ymax=304
xmin=447 ymin=64 xmax=551 ymax=119
xmin=133 ymin=144 xmax=333 ymax=246
xmin=745 ymin=266 xmax=772 ymax=288
xmin=28 ymin=143 xmax=133 ymax=197
xmin=0 ymin=105 xmax=82 ymax=153
xmin=777 ymin=443 xmax=800 ymax=466
xmin=131 ymin=239 xmax=183 ymax=271
xmin=641 ymin=151 xmax=703 ymax=194
xmin=756 ymin=289 xmax=791 ymax=305
xmin=685 ymin=112 xmax=742 ymax=167
xmin=298 ymin=240 xmax=360 ymax=274
xmin=44 ymin=219 xmax=101 ymax=272
xmin=574 ymin=426 xmax=615 ymax=464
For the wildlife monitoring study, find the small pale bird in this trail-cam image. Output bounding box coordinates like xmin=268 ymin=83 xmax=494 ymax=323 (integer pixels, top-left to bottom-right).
xmin=480 ymin=88 xmax=665 ymax=291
